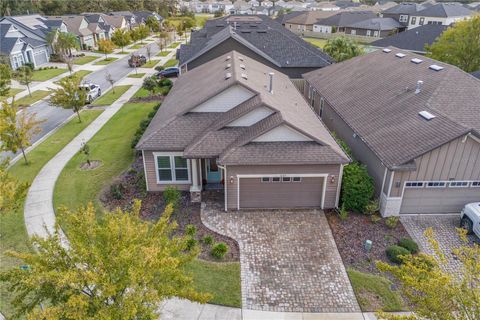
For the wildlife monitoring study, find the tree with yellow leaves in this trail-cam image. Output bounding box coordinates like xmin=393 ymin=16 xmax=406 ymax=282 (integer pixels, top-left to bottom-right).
xmin=0 ymin=160 xmax=29 ymax=214
xmin=0 ymin=201 xmax=211 ymax=319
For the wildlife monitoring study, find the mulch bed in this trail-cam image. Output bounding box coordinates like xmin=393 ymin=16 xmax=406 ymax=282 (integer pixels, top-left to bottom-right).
xmin=100 ymin=156 xmax=240 ymax=262
xmin=129 ymin=95 xmax=164 ymax=103
xmin=325 ymin=210 xmax=412 ymax=275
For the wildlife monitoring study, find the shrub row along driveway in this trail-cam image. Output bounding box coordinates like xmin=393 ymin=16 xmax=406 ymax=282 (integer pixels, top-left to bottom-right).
xmin=201 ymin=201 xmax=360 ymax=313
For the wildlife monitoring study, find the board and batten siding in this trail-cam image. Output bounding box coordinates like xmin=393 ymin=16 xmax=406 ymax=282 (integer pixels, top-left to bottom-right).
xmin=143 ymin=150 xmax=191 ymax=192
xmin=225 ymin=164 xmax=341 ymax=209
xmin=191 ymin=85 xmax=254 ymax=113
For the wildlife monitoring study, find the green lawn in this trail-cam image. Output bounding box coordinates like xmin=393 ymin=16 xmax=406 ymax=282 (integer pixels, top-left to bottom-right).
xmin=184 ymin=260 xmax=241 ymax=307
xmin=163 ymin=59 xmax=178 ymax=68
xmin=73 ymin=55 xmax=99 ymax=65
xmin=93 ymin=57 xmax=118 ymax=65
xmin=115 ymin=51 xmax=130 ymax=54
xmin=31 ymin=68 xmax=67 ymax=81
xmin=132 ymin=87 xmax=150 ymax=98
xmin=194 ymin=14 xmax=212 ymax=27
xmin=303 ymin=37 xmax=328 ymax=49
xmin=1 ymin=110 xmax=103 ymax=318
xmin=93 ymin=85 xmax=131 ymax=106
xmin=0 ymin=87 xmax=23 ymax=101
xmin=347 ymin=269 xmax=404 ymax=312
xmin=143 ymin=59 xmax=160 ymax=68
xmin=130 ymin=44 xmax=143 ymax=49
xmin=56 ymin=70 xmax=92 ymax=84
xmin=127 ymin=73 xmax=146 ymax=78
xmin=168 ymin=42 xmax=180 ymax=49
xmin=157 ymin=50 xmax=171 ymax=57
xmin=15 ymin=90 xmax=50 ymax=106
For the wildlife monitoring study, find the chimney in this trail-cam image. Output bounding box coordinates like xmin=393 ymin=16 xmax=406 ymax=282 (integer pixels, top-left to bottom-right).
xmin=268 ymin=72 xmax=274 ymax=93
xmin=415 ymin=80 xmax=423 ymax=94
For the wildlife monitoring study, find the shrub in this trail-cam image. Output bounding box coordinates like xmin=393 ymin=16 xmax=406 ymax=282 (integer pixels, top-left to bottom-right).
xmin=24 ymin=62 xmax=34 ymax=70
xmin=338 ymin=205 xmax=348 ymax=221
xmin=163 ymin=186 xmax=180 ymax=208
xmin=385 ymin=216 xmax=399 ymax=229
xmin=386 ymin=245 xmax=410 ymax=264
xmin=363 ymin=199 xmax=379 ymax=216
xmin=211 ymin=242 xmax=229 ymax=259
xmin=147 ymin=110 xmax=156 ymax=119
xmin=110 ymin=183 xmax=125 ymax=200
xmin=371 ymin=214 xmax=382 ymax=224
xmin=153 ymin=103 xmax=161 ymax=111
xmin=159 ymin=78 xmax=172 ymax=87
xmin=398 ymin=238 xmax=419 ymax=254
xmin=202 ymin=235 xmax=213 ymax=245
xmin=186 ymin=238 xmax=197 ymax=251
xmin=185 ymin=224 xmax=197 ymax=237
xmin=341 ymin=162 xmax=374 ymax=213
xmin=154 ymin=65 xmax=164 ymax=72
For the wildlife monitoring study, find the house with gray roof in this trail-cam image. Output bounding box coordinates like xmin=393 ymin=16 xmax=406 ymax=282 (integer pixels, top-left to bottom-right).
xmin=313 ymin=11 xmax=377 ymax=34
xmin=304 ymin=47 xmax=480 ymax=216
xmin=344 ymin=17 xmax=404 ymax=37
xmin=136 ymin=51 xmax=349 ymax=210
xmin=381 ymin=2 xmax=426 ymax=26
xmin=46 ymin=16 xmax=95 ymax=49
xmin=408 ymin=2 xmax=473 ymax=29
xmin=178 ymin=15 xmax=333 ymax=79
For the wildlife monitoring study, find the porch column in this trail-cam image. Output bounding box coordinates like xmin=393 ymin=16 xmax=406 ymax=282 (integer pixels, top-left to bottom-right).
xmin=190 ymin=159 xmax=202 ymax=203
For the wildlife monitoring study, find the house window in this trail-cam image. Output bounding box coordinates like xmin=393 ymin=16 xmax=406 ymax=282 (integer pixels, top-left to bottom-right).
xmin=261 ymin=177 xmax=271 ymax=183
xmin=411 ymin=17 xmax=416 ymax=25
xmin=399 ymin=15 xmax=408 ymax=23
xmin=373 ymin=30 xmax=379 ymax=37
xmin=426 ymin=181 xmax=446 ymax=188
xmin=419 ymin=17 xmax=425 ymax=25
xmin=156 ymin=155 xmax=189 ymax=183
xmin=471 ymin=181 xmax=480 ymax=187
xmin=405 ymin=182 xmax=424 ymax=188
xmin=272 ymin=177 xmax=281 ymax=182
xmin=449 ymin=181 xmax=469 ymax=188
xmin=350 ymin=29 xmax=356 ymax=35
xmin=366 ymin=30 xmax=371 ymax=36
xmin=292 ymin=177 xmax=302 ymax=182
xmin=282 ymin=177 xmax=291 ymax=182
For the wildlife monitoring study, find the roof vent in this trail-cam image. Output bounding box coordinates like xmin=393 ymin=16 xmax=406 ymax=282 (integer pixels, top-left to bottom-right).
xmin=226 ymin=56 xmax=231 ymax=61
xmin=419 ymin=110 xmax=435 ymax=120
xmin=411 ymin=58 xmax=423 ymax=64
xmin=225 ymin=63 xmax=231 ymax=69
xmin=240 ymin=64 xmax=246 ymax=70
xmin=382 ymin=48 xmax=392 ymax=53
xmin=395 ymin=53 xmax=406 ymax=58
xmin=429 ymin=64 xmax=444 ymax=71
xmin=268 ymin=72 xmax=274 ymax=94
xmin=239 ymin=56 xmax=244 ymax=61
xmin=415 ymin=80 xmax=423 ymax=94
xmin=241 ymin=73 xmax=248 ymax=80
xmin=225 ymin=72 xmax=232 ymax=80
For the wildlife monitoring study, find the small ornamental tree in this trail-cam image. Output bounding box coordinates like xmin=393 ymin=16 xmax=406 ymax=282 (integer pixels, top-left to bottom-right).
xmin=146 ymin=43 xmax=153 ymax=61
xmin=0 ymin=160 xmax=29 ymax=213
xmin=49 ymin=75 xmax=87 ymax=122
xmin=136 ymin=24 xmax=150 ymax=44
xmin=130 ymin=28 xmax=141 ymax=43
xmin=105 ymin=71 xmax=115 ymax=93
xmin=111 ymin=29 xmax=131 ymax=53
xmin=146 ymin=16 xmax=160 ymax=32
xmin=143 ymin=76 xmax=159 ymax=96
xmin=341 ymin=162 xmax=374 ymax=213
xmin=97 ymin=38 xmax=116 ymax=59
xmin=15 ymin=66 xmax=33 ymax=97
xmin=0 ymin=201 xmax=211 ymax=319
xmin=323 ymin=36 xmax=364 ymax=62
xmin=0 ymin=63 xmax=12 ymax=97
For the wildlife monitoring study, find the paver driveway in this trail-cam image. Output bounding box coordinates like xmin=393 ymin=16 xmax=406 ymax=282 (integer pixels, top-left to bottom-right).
xmin=201 ymin=201 xmax=360 ymax=313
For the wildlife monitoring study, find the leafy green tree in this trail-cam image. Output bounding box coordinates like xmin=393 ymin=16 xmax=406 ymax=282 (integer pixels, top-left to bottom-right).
xmin=0 ymin=160 xmax=29 ymax=213
xmin=0 ymin=100 xmax=43 ymax=164
xmin=111 ymin=29 xmax=131 ymax=53
xmin=143 ymin=76 xmax=159 ymax=96
xmin=49 ymin=75 xmax=87 ymax=122
xmin=137 ymin=24 xmax=151 ymax=44
xmin=377 ymin=228 xmax=480 ymax=320
xmin=130 ymin=28 xmax=141 ymax=43
xmin=426 ymin=16 xmax=480 ymax=73
xmin=0 ymin=64 xmax=12 ymax=97
xmin=56 ymin=31 xmax=79 ymax=56
xmin=14 ymin=66 xmax=33 ymax=97
xmin=158 ymin=31 xmax=170 ymax=51
xmin=0 ymin=201 xmax=211 ymax=319
xmin=97 ymin=38 xmax=116 ymax=59
xmin=341 ymin=162 xmax=374 ymax=213
xmin=146 ymin=16 xmax=161 ymax=32
xmin=323 ymin=36 xmax=364 ymax=62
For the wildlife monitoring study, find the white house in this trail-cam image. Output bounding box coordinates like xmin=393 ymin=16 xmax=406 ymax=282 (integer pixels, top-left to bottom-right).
xmin=408 ymin=3 xmax=473 ymax=29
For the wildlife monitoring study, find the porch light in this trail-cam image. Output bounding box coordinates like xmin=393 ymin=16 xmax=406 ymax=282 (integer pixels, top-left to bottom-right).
xmin=330 ymin=175 xmax=335 ymax=183
xmin=230 ymin=176 xmax=234 ymax=184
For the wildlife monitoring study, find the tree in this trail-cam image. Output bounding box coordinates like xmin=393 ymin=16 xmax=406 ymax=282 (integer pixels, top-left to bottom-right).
xmin=426 ymin=16 xmax=480 ymax=73
xmin=49 ymin=75 xmax=87 ymax=123
xmin=341 ymin=162 xmax=374 ymax=213
xmin=146 ymin=16 xmax=160 ymax=32
xmin=376 ymin=228 xmax=480 ymax=320
xmin=130 ymin=28 xmax=141 ymax=43
xmin=97 ymin=38 xmax=116 ymax=59
xmin=111 ymin=29 xmax=131 ymax=53
xmin=0 ymin=201 xmax=211 ymax=319
xmin=323 ymin=36 xmax=364 ymax=62
xmin=0 ymin=160 xmax=29 ymax=214
xmin=105 ymin=71 xmax=115 ymax=94
xmin=143 ymin=76 xmax=159 ymax=96
xmin=158 ymin=31 xmax=170 ymax=51
xmin=136 ymin=24 xmax=151 ymax=44
xmin=0 ymin=64 xmax=12 ymax=97
xmin=56 ymin=31 xmax=79 ymax=56
xmin=0 ymin=99 xmax=43 ymax=164
xmin=146 ymin=43 xmax=153 ymax=61
xmin=63 ymin=53 xmax=75 ymax=75
xmin=80 ymin=141 xmax=91 ymax=166
xmin=14 ymin=66 xmax=33 ymax=97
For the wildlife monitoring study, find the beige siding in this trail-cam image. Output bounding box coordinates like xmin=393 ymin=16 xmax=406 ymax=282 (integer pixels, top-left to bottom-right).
xmin=226 ymin=164 xmax=341 ymax=210
xmin=143 ymin=151 xmax=191 ymax=192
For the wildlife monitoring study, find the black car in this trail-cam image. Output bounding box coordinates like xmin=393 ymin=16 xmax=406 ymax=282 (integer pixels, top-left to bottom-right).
xmin=156 ymin=67 xmax=179 ymax=78
xmin=128 ymin=55 xmax=147 ymax=67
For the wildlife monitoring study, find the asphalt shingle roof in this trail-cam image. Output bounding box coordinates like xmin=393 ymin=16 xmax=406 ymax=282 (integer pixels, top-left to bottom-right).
xmin=382 ymin=3 xmax=425 ymax=15
xmin=315 ymin=11 xmax=377 ymax=27
xmin=414 ymin=3 xmax=473 ymax=17
xmin=347 ymin=17 xmax=402 ymax=30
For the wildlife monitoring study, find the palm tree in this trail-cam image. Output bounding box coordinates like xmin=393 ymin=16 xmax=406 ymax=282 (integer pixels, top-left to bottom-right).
xmin=323 ymin=37 xmax=364 ymax=63
xmin=57 ymin=32 xmax=79 ymax=56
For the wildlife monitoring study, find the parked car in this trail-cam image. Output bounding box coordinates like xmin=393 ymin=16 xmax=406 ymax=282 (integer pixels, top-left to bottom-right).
xmin=460 ymin=202 xmax=480 ymax=238
xmin=128 ymin=54 xmax=147 ymax=67
xmin=156 ymin=67 xmax=179 ymax=78
xmin=79 ymin=83 xmax=101 ymax=103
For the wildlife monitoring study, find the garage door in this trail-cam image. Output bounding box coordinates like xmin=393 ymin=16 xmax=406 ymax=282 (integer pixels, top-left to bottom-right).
xmin=34 ymin=51 xmax=48 ymax=66
xmin=239 ymin=176 xmax=324 ymax=209
xmin=400 ymin=187 xmax=480 ymax=214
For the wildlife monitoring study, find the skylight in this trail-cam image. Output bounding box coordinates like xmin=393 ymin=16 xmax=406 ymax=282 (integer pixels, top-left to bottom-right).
xmin=395 ymin=53 xmax=406 ymax=58
xmin=429 ymin=64 xmax=444 ymax=71
xmin=419 ymin=111 xmax=436 ymax=120
xmin=382 ymin=48 xmax=392 ymax=53
xmin=411 ymin=58 xmax=423 ymax=64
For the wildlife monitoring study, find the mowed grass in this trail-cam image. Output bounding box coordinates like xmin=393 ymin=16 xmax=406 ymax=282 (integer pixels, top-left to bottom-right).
xmin=184 ymin=260 xmax=241 ymax=307
xmin=168 ymin=42 xmax=180 ymax=49
xmin=73 ymin=55 xmax=99 ymax=65
xmin=347 ymin=269 xmax=404 ymax=312
xmin=93 ymin=57 xmax=118 ymax=65
xmin=93 ymin=85 xmax=131 ymax=106
xmin=15 ymin=89 xmax=50 ymax=106
xmin=0 ymin=87 xmax=23 ymax=101
xmin=303 ymin=37 xmax=328 ymax=49
xmin=1 ymin=109 xmax=103 ymax=318
xmin=132 ymin=87 xmax=151 ymax=98
xmin=130 ymin=44 xmax=143 ymax=49
xmin=157 ymin=50 xmax=171 ymax=57
xmin=127 ymin=73 xmax=146 ymax=78
xmin=194 ymin=14 xmax=213 ymax=27
xmin=56 ymin=70 xmax=92 ymax=84
xmin=31 ymin=68 xmax=67 ymax=81
xmin=163 ymin=59 xmax=178 ymax=68
xmin=142 ymin=59 xmax=160 ymax=68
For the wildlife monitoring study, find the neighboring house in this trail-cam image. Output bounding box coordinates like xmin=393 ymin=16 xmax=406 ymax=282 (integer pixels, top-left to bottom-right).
xmin=313 ymin=11 xmax=377 ymax=33
xmin=178 ymin=15 xmax=333 ymax=79
xmin=0 ymin=15 xmax=63 ymax=69
xmin=136 ymin=51 xmax=349 ymax=210
xmin=304 ymin=48 xmax=480 ymax=216
xmin=83 ymin=13 xmax=115 ymax=39
xmin=284 ymin=10 xmax=337 ymax=34
xmin=345 ymin=17 xmax=404 ymax=37
xmin=335 ymin=1 xmax=363 ymax=9
xmin=275 ymin=11 xmax=306 ymax=26
xmin=101 ymin=14 xmax=128 ymax=31
xmin=108 ymin=11 xmax=139 ymax=29
xmin=370 ymin=24 xmax=447 ymax=54
xmin=133 ymin=11 xmax=163 ymax=24
xmin=408 ymin=3 xmax=473 ymax=30
xmin=309 ymin=2 xmax=341 ymax=12
xmin=381 ymin=2 xmax=426 ymax=27
xmin=471 ymin=70 xmax=480 ymax=79
xmin=47 ymin=16 xmax=95 ymax=49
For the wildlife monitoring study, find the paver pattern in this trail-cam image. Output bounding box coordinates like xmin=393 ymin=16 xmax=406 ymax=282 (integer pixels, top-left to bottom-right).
xmin=201 ymin=200 xmax=360 ymax=313
xmin=401 ymin=215 xmax=479 ymax=276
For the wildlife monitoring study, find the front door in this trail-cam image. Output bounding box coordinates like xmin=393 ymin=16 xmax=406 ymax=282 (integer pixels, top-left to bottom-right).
xmin=206 ymin=159 xmax=221 ymax=183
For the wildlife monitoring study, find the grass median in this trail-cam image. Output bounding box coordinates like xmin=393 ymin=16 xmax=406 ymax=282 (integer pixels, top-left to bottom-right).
xmin=15 ymin=90 xmax=50 ymax=106
xmin=93 ymin=57 xmax=118 ymax=65
xmin=31 ymin=68 xmax=68 ymax=81
xmin=93 ymin=85 xmax=131 ymax=106
xmin=73 ymin=55 xmax=99 ymax=65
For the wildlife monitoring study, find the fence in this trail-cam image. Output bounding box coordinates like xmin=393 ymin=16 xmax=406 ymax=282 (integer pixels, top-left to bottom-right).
xmin=301 ymin=30 xmax=379 ymax=44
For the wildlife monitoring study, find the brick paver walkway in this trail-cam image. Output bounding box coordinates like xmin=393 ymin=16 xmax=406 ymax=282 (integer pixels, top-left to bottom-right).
xmin=201 ymin=201 xmax=360 ymax=313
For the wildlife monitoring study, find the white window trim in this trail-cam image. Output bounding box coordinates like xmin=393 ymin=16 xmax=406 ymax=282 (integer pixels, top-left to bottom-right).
xmin=448 ymin=181 xmax=469 ymax=188
xmin=261 ymin=177 xmax=271 ymax=183
xmin=471 ymin=181 xmax=480 ymax=188
xmin=425 ymin=181 xmax=446 ymax=188
xmin=292 ymin=177 xmax=302 ymax=182
xmin=405 ymin=181 xmax=424 ymax=188
xmin=153 ymin=152 xmax=191 ymax=184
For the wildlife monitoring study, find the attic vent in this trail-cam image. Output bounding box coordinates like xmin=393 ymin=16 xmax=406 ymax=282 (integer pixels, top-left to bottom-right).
xmin=382 ymin=48 xmax=392 ymax=53
xmin=225 ymin=63 xmax=231 ymax=69
xmin=429 ymin=64 xmax=444 ymax=71
xmin=395 ymin=53 xmax=406 ymax=58
xmin=241 ymin=73 xmax=248 ymax=80
xmin=225 ymin=72 xmax=232 ymax=80
xmin=411 ymin=58 xmax=423 ymax=64
xmin=240 ymin=64 xmax=246 ymax=70
xmin=419 ymin=111 xmax=436 ymax=120
xmin=226 ymin=56 xmax=231 ymax=61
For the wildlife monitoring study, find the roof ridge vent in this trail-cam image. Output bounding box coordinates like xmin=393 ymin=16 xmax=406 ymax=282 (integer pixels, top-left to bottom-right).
xmin=241 ymin=73 xmax=248 ymax=80
xmin=382 ymin=48 xmax=392 ymax=53
xmin=240 ymin=64 xmax=246 ymax=70
xmin=429 ymin=64 xmax=444 ymax=71
xmin=239 ymin=56 xmax=244 ymax=61
xmin=411 ymin=58 xmax=423 ymax=64
xmin=225 ymin=63 xmax=231 ymax=69
xmin=395 ymin=53 xmax=406 ymax=58
xmin=225 ymin=72 xmax=232 ymax=80
xmin=226 ymin=56 xmax=231 ymax=61
xmin=419 ymin=110 xmax=435 ymax=120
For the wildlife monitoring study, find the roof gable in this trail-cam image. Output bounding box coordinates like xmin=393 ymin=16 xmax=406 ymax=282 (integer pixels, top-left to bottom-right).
xmin=253 ymin=124 xmax=313 ymax=142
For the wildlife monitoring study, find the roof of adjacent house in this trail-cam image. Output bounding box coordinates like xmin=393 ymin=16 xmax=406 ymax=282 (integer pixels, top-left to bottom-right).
xmin=414 ymin=3 xmax=473 ymax=17
xmin=315 ymin=11 xmax=377 ymax=27
xmin=382 ymin=2 xmax=425 ymax=15
xmin=46 ymin=16 xmax=93 ymax=37
xmin=471 ymin=70 xmax=480 ymax=79
xmin=1 ymin=15 xmax=56 ymax=39
xmin=335 ymin=0 xmax=363 ymax=9
xmin=137 ymin=51 xmax=349 ymax=165
xmin=346 ymin=17 xmax=402 ymax=30
xmin=285 ymin=10 xmax=337 ymax=25
xmin=371 ymin=24 xmax=447 ymax=53
xmin=133 ymin=11 xmax=163 ymax=22
xmin=0 ymin=24 xmax=21 ymax=54
xmin=304 ymin=47 xmax=480 ymax=169
xmin=178 ymin=15 xmax=333 ymax=68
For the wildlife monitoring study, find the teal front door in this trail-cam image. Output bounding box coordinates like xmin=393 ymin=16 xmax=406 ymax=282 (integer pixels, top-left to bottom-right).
xmin=206 ymin=159 xmax=222 ymax=183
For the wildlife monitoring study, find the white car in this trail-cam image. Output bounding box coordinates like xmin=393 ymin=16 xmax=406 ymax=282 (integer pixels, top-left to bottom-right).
xmin=79 ymin=83 xmax=101 ymax=103
xmin=460 ymin=202 xmax=480 ymax=238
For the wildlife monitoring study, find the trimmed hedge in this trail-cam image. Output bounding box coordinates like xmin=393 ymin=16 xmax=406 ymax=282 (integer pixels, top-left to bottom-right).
xmin=341 ymin=162 xmax=374 ymax=213
xmin=131 ymin=102 xmax=161 ymax=148
xmin=398 ymin=238 xmax=419 ymax=254
xmin=386 ymin=245 xmax=410 ymax=264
